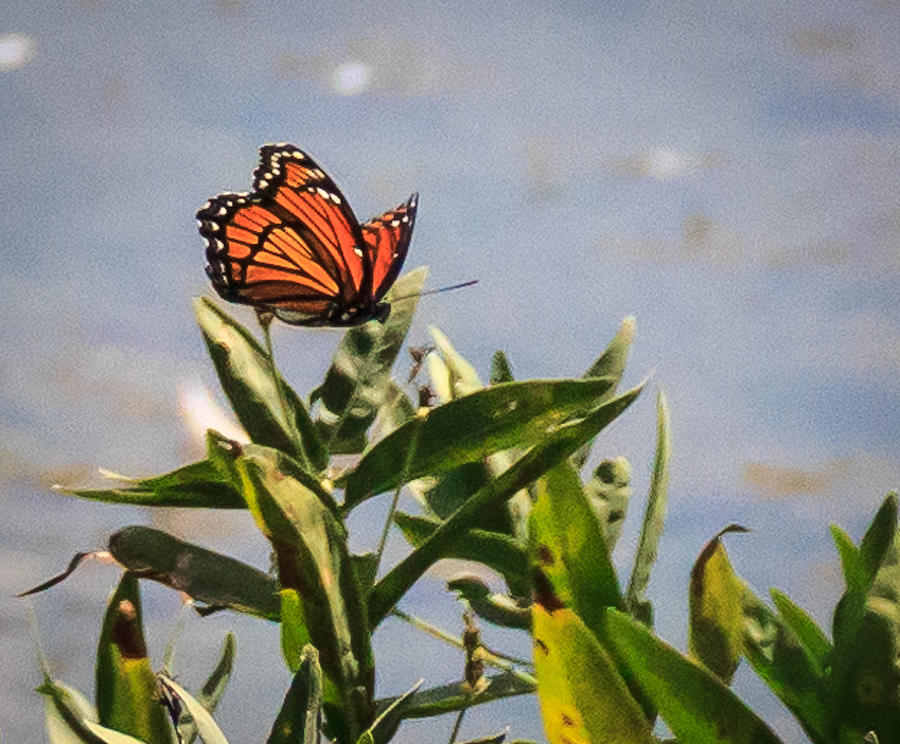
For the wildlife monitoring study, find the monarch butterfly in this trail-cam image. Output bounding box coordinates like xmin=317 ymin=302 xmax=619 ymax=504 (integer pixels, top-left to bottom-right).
xmin=197 ymin=143 xmax=416 ymax=326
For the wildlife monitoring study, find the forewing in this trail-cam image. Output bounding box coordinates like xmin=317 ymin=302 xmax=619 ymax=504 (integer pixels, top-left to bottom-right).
xmin=361 ymin=193 xmax=417 ymax=301
xmin=198 ymin=144 xmax=371 ymax=319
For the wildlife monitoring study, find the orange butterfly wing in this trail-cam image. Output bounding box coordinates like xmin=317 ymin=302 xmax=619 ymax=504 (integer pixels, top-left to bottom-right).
xmin=198 ymin=145 xmax=373 ymax=323
xmin=361 ymin=193 xmax=417 ymax=301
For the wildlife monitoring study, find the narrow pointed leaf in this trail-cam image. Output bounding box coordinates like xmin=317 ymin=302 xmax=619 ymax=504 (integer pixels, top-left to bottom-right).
xmin=351 ymin=552 xmax=379 ymax=598
xmin=267 ymin=646 xmax=323 ymax=744
xmin=56 ymin=459 xmax=244 ymax=509
xmin=177 ymin=633 xmax=237 ymax=744
xmin=193 ymin=296 xmax=325 ymax=470
xmin=198 ymin=633 xmax=236 ymax=711
xmin=40 ymin=678 xmax=109 ymax=744
xmin=157 ymin=676 xmax=230 ymax=744
xmin=530 ymin=460 xmax=653 ymax=719
xmin=447 ymin=576 xmax=532 ymax=630
xmin=237 ymin=446 xmax=373 ymax=741
xmin=425 ymin=351 xmax=452 ymax=402
xmin=429 ymin=325 xmax=482 ymax=396
xmin=95 ymin=573 xmax=174 ymax=743
xmin=490 ymin=351 xmax=514 ymax=385
xmin=583 ymin=457 xmax=631 ymax=551
xmin=374 ymin=674 xmax=535 ymax=719
xmin=859 ymin=493 xmax=898 ymax=581
xmin=18 ymin=552 xmax=92 ymax=597
xmin=368 ymin=384 xmax=643 ymax=627
xmin=369 ymin=382 xmax=416 ymax=445
xmin=311 ymin=268 xmax=426 ymax=454
xmin=584 ymin=317 xmax=636 ymax=383
xmin=626 ymin=391 xmax=670 ymax=624
xmin=769 ymin=588 xmax=831 ymax=674
xmin=355 ymin=679 xmax=423 ymax=744
xmin=108 ymin=526 xmax=280 ymax=620
xmin=829 ymin=494 xmax=900 ymax=733
xmin=571 ymin=317 xmax=636 ymax=469
xmin=394 ymin=513 xmax=530 ymax=596
xmin=532 ymin=599 xmax=652 ymax=744
xmin=741 ymin=588 xmax=829 ymax=742
xmin=459 ymin=731 xmax=508 ymax=744
xmin=530 ymin=462 xmax=623 ymax=625
xmin=605 ymin=609 xmax=785 ymax=744
xmin=832 ymin=525 xmax=865 ymax=592
xmin=345 ymin=377 xmax=618 ymax=508
xmin=687 ymin=526 xmax=747 ymax=684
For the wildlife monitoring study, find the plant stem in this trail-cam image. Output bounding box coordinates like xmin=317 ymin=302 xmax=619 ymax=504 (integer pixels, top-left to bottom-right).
xmin=257 ymin=310 xmax=310 ymax=470
xmin=374 ymin=415 xmax=423 ymax=573
xmin=390 ymin=608 xmax=536 ymax=684
xmin=448 ymin=709 xmax=466 ymax=744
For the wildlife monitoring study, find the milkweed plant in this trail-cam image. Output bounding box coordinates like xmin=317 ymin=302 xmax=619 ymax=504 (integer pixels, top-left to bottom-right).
xmin=22 ymin=266 xmax=900 ymax=744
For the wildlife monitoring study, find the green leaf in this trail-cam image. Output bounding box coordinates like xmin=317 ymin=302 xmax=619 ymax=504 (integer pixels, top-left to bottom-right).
xmin=860 ymin=493 xmax=898 ymax=581
xmin=626 ymin=391 xmax=670 ymax=625
xmin=584 ymin=316 xmax=636 ymax=383
xmin=832 ymin=600 xmax=900 ymax=740
xmin=279 ymin=590 xmax=311 ymax=673
xmin=236 ymin=445 xmax=373 ymax=742
xmin=367 ymin=385 xmax=643 ymax=627
xmin=351 ymin=552 xmax=379 ymax=598
xmin=369 ymin=382 xmax=416 ymax=445
xmin=769 ymin=588 xmax=831 ymax=674
xmin=354 ymin=679 xmax=423 ymax=744
xmin=311 ymin=268 xmax=427 ymax=454
xmin=687 ymin=526 xmax=747 ymax=684
xmin=373 ymin=674 xmax=535 ymax=719
xmin=532 ymin=602 xmax=652 ymax=744
xmin=158 ymin=676 xmax=230 ymax=744
xmin=604 ymin=609 xmax=785 ymax=744
xmin=530 ymin=459 xmax=655 ymax=720
xmin=429 ymin=325 xmax=482 ymax=397
xmin=530 ymin=462 xmax=623 ymax=626
xmin=176 ymin=633 xmax=237 ymax=744
xmin=95 ymin=573 xmax=174 ymax=744
xmin=741 ymin=588 xmax=830 ymax=742
xmin=40 ymin=678 xmax=108 ymax=744
xmin=583 ymin=457 xmax=631 ymax=551
xmin=55 ymin=458 xmax=244 ymax=509
xmin=832 ymin=525 xmax=865 ymax=592
xmin=571 ymin=317 xmax=635 ymax=469
xmin=829 ymin=494 xmax=900 ymax=737
xmin=345 ymin=377 xmax=618 ymax=509
xmin=197 ymin=633 xmax=236 ymax=713
xmin=107 ymin=526 xmax=280 ymax=620
xmin=394 ymin=512 xmax=530 ymax=597
xmin=459 ymin=731 xmax=508 ymax=744
xmin=489 ymin=351 xmax=514 ymax=385
xmin=425 ymin=350 xmax=452 ymax=401
xmin=447 ymin=576 xmax=532 ymax=630
xmin=193 ymin=296 xmax=325 ymax=471
xmin=266 ymin=646 xmax=323 ymax=744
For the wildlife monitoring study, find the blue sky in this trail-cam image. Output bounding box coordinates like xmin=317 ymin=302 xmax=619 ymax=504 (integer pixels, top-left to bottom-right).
xmin=1 ymin=2 xmax=899 ymax=742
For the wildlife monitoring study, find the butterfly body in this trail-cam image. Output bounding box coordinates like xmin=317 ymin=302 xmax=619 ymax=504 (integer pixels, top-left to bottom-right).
xmin=198 ymin=144 xmax=416 ymax=326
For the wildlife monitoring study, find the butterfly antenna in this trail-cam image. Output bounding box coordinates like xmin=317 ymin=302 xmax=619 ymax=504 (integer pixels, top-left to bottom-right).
xmin=392 ymin=279 xmax=478 ymax=303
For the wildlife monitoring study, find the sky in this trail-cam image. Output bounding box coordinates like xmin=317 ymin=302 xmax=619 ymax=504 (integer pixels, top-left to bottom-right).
xmin=1 ymin=2 xmax=899 ymax=742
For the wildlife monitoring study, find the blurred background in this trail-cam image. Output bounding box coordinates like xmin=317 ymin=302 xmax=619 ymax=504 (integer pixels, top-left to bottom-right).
xmin=2 ymin=2 xmax=899 ymax=742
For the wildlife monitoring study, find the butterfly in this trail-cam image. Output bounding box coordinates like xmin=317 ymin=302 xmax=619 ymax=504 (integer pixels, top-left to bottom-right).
xmin=197 ymin=143 xmax=416 ymax=326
